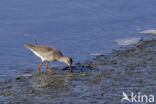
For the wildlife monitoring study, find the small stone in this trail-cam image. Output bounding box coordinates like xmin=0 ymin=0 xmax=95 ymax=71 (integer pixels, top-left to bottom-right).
xmin=30 ymin=90 xmax=35 ymax=94
xmin=15 ymin=77 xmax=21 ymax=80
xmin=75 ymin=62 xmax=81 ymax=66
xmin=81 ymin=72 xmax=90 ymax=77
xmin=4 ymin=92 xmax=11 ymax=96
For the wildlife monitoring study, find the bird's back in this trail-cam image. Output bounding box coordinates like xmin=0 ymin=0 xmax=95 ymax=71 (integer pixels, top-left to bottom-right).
xmin=25 ymin=44 xmax=63 ymax=61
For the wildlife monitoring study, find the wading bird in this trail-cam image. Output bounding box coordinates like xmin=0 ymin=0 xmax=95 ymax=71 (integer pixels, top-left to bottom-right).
xmin=25 ymin=38 xmax=72 ymax=73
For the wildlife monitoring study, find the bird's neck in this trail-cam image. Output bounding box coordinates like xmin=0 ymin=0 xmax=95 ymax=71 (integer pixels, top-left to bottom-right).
xmin=57 ymin=57 xmax=67 ymax=63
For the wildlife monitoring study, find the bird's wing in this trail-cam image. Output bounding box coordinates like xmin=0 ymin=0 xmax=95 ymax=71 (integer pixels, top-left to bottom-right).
xmin=34 ymin=45 xmax=63 ymax=57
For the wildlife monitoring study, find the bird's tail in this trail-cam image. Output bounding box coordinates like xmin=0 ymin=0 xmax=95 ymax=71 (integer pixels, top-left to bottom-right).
xmin=24 ymin=44 xmax=35 ymax=50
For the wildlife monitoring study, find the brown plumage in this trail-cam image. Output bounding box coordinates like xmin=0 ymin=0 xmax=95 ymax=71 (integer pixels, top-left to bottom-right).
xmin=25 ymin=43 xmax=72 ymax=73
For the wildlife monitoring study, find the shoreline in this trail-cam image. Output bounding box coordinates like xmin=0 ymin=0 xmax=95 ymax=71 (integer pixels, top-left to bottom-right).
xmin=0 ymin=38 xmax=155 ymax=104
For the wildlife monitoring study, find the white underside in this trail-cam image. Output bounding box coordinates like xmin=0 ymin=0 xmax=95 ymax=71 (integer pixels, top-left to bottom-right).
xmin=33 ymin=51 xmax=43 ymax=61
xmin=32 ymin=50 xmax=52 ymax=62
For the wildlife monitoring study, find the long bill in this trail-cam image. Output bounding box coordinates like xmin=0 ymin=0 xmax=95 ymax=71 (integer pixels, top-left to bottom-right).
xmin=69 ymin=64 xmax=72 ymax=72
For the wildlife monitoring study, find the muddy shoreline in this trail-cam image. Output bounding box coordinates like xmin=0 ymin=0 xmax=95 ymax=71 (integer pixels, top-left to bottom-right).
xmin=0 ymin=39 xmax=155 ymax=104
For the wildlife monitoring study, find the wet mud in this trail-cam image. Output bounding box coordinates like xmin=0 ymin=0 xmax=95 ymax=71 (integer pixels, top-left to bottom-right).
xmin=0 ymin=39 xmax=155 ymax=104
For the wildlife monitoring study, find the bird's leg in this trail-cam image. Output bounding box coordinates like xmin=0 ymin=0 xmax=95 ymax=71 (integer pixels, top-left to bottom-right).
xmin=45 ymin=61 xmax=53 ymax=72
xmin=38 ymin=61 xmax=43 ymax=73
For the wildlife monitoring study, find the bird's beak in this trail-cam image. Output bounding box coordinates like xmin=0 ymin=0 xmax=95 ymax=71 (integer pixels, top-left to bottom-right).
xmin=69 ymin=64 xmax=72 ymax=72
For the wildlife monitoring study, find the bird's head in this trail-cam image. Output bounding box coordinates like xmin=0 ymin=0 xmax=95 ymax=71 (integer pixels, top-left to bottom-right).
xmin=61 ymin=57 xmax=73 ymax=72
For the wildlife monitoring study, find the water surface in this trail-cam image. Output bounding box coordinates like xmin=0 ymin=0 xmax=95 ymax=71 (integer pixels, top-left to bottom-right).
xmin=0 ymin=0 xmax=155 ymax=79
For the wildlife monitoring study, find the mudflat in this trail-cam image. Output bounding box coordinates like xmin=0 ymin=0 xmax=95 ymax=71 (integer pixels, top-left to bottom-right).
xmin=0 ymin=39 xmax=155 ymax=104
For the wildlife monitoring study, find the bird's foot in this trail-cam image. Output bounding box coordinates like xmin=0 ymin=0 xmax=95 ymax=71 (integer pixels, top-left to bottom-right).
xmin=47 ymin=69 xmax=53 ymax=73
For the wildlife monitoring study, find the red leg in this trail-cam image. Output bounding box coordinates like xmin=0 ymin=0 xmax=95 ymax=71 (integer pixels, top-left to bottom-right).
xmin=45 ymin=62 xmax=53 ymax=72
xmin=38 ymin=61 xmax=43 ymax=73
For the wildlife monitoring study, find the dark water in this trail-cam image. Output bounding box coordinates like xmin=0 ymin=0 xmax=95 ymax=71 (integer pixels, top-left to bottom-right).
xmin=0 ymin=0 xmax=155 ymax=79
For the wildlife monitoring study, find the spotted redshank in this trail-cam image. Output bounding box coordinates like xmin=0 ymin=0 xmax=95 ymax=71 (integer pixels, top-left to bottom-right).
xmin=25 ymin=41 xmax=72 ymax=73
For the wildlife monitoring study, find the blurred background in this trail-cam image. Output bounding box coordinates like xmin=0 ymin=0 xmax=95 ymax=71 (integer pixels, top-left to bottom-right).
xmin=0 ymin=0 xmax=155 ymax=79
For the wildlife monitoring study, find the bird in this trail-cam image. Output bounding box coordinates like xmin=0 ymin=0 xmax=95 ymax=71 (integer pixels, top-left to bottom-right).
xmin=24 ymin=38 xmax=73 ymax=73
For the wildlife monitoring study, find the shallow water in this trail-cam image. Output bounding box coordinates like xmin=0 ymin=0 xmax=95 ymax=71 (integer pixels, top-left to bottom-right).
xmin=0 ymin=39 xmax=155 ymax=104
xmin=0 ymin=0 xmax=155 ymax=82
